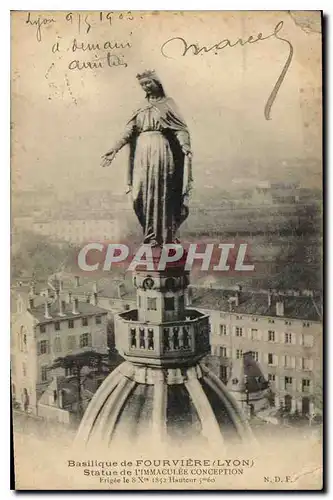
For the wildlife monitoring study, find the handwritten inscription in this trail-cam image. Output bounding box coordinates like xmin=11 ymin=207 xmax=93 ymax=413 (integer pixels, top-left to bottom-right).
xmin=25 ymin=11 xmax=132 ymax=72
xmin=161 ymin=20 xmax=294 ymax=120
xmin=25 ymin=10 xmax=137 ymax=39
xmin=71 ymin=38 xmax=132 ymax=52
xmin=66 ymin=38 xmax=131 ymax=70
xmin=23 ymin=12 xmax=294 ymax=119
xmin=25 ymin=12 xmax=56 ymax=42
xmin=65 ymin=12 xmax=92 ymax=34
xmin=68 ymin=53 xmax=128 ymax=71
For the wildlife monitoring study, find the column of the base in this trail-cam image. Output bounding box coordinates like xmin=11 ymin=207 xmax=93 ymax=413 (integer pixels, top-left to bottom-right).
xmin=185 ymin=375 xmax=224 ymax=447
xmin=152 ymin=371 xmax=167 ymax=442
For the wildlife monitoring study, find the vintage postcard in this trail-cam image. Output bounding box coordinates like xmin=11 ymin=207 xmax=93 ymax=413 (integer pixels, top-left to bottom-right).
xmin=11 ymin=10 xmax=323 ymax=490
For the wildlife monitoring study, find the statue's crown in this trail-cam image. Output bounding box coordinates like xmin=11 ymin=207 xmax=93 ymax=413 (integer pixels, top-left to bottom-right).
xmin=136 ymin=69 xmax=157 ymax=81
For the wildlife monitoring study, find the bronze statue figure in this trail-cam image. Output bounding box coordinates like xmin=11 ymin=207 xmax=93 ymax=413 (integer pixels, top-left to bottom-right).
xmin=101 ymin=70 xmax=193 ymax=246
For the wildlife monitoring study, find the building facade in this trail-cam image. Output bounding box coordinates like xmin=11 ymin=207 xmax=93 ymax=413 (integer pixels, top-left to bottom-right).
xmin=31 ymin=218 xmax=120 ymax=244
xmin=11 ymin=291 xmax=108 ymax=416
xmin=190 ymin=287 xmax=322 ymax=416
xmin=31 ymin=274 xmax=323 ymax=418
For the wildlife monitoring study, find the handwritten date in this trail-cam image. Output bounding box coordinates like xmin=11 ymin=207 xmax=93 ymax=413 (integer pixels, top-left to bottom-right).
xmin=25 ymin=11 xmax=137 ymax=41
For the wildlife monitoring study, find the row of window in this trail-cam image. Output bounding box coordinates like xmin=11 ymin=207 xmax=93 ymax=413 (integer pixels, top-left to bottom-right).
xmin=38 ymin=220 xmax=116 ymax=227
xmin=144 ymin=296 xmax=184 ymax=311
xmin=213 ymin=347 xmax=314 ymax=370
xmin=218 ymin=325 xmax=314 ymax=346
xmin=218 ymin=369 xmax=312 ymax=395
xmin=129 ymin=325 xmax=191 ymax=351
xmin=41 ymin=365 xmax=48 ymax=382
xmin=268 ymin=374 xmax=311 ymax=392
xmin=220 ymin=314 xmax=312 ymax=328
xmin=266 ymin=353 xmax=313 ymax=370
xmin=214 ymin=347 xmax=258 ymax=360
xmin=40 ymin=315 xmax=102 ymax=333
xmin=17 ymin=329 xmax=27 ymax=352
xmin=38 ymin=333 xmax=92 ymax=355
xmin=267 ymin=393 xmax=313 ymax=412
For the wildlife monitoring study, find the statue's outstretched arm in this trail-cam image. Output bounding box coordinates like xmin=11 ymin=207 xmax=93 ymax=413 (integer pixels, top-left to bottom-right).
xmin=175 ymin=129 xmax=192 ymax=156
xmin=111 ymin=119 xmax=136 ymax=154
xmin=101 ymin=119 xmax=136 ymax=167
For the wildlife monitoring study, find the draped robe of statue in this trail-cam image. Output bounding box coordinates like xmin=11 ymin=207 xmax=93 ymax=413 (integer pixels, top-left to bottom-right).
xmin=115 ymin=96 xmax=191 ymax=245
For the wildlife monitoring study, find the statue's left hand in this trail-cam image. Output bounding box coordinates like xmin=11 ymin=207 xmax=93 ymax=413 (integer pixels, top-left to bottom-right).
xmin=183 ymin=179 xmax=193 ymax=197
xmin=182 ymin=145 xmax=192 ymax=159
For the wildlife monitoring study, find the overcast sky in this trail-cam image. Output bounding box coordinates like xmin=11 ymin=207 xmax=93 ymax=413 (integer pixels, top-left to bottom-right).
xmin=11 ymin=11 xmax=322 ymax=197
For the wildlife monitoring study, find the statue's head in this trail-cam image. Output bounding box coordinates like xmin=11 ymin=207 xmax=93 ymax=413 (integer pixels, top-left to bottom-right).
xmin=136 ymin=70 xmax=165 ymax=99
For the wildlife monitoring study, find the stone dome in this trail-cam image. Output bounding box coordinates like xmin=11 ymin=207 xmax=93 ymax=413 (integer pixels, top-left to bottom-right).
xmin=76 ymin=360 xmax=253 ymax=450
xmin=226 ymin=352 xmax=270 ymax=415
xmin=76 ymin=258 xmax=254 ymax=451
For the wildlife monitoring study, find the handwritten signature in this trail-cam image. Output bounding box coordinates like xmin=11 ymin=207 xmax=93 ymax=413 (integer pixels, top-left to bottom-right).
xmin=161 ymin=21 xmax=293 ymax=120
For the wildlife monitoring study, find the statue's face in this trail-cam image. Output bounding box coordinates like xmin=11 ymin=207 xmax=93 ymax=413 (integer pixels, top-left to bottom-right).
xmin=139 ymin=78 xmax=159 ymax=96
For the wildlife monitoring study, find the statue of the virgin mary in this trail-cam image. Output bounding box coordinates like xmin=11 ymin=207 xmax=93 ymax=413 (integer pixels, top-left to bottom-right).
xmin=101 ymin=70 xmax=193 ymax=246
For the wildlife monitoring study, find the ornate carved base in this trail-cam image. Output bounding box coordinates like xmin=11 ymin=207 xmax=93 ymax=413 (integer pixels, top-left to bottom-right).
xmin=76 ymin=245 xmax=253 ymax=449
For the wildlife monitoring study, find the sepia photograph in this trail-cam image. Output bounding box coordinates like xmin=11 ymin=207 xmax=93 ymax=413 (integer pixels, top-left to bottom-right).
xmin=10 ymin=10 xmax=323 ymax=490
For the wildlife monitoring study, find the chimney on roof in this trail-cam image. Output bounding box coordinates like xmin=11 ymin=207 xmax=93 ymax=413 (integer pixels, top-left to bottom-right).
xmin=276 ymin=300 xmax=284 ymax=317
xmin=59 ymin=299 xmax=66 ymax=317
xmin=72 ymin=298 xmax=80 ymax=315
xmin=234 ymin=285 xmax=242 ymax=306
xmin=44 ymin=300 xmax=51 ymax=319
xmin=228 ymin=296 xmax=237 ymax=312
xmin=74 ymin=276 xmax=80 ymax=288
xmin=93 ymin=292 xmax=98 ymax=306
xmin=92 ymin=281 xmax=98 ymax=294
xmin=268 ymin=289 xmax=272 ymax=307
xmin=117 ymin=283 xmax=125 ymax=299
xmin=28 ymin=298 xmax=34 ymax=309
xmin=234 ymin=294 xmax=239 ymax=307
xmin=187 ymin=287 xmax=193 ymax=306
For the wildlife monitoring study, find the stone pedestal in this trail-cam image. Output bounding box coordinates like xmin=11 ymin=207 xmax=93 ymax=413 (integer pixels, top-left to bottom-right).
xmin=76 ymin=247 xmax=253 ymax=449
xmin=115 ymin=263 xmax=211 ymax=367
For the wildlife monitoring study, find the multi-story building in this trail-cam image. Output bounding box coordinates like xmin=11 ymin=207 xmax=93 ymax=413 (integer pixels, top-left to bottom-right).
xmin=11 ymin=289 xmax=108 ymax=416
xmin=32 ymin=217 xmax=120 ymax=244
xmin=47 ymin=273 xmax=136 ymax=316
xmin=40 ymin=273 xmax=323 ymax=417
xmin=189 ymin=286 xmax=322 ymax=416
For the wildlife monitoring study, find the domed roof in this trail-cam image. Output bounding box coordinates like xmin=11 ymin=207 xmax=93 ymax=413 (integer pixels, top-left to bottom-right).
xmin=227 ymin=352 xmax=269 ymax=394
xmin=76 ymin=361 xmax=253 ymax=450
